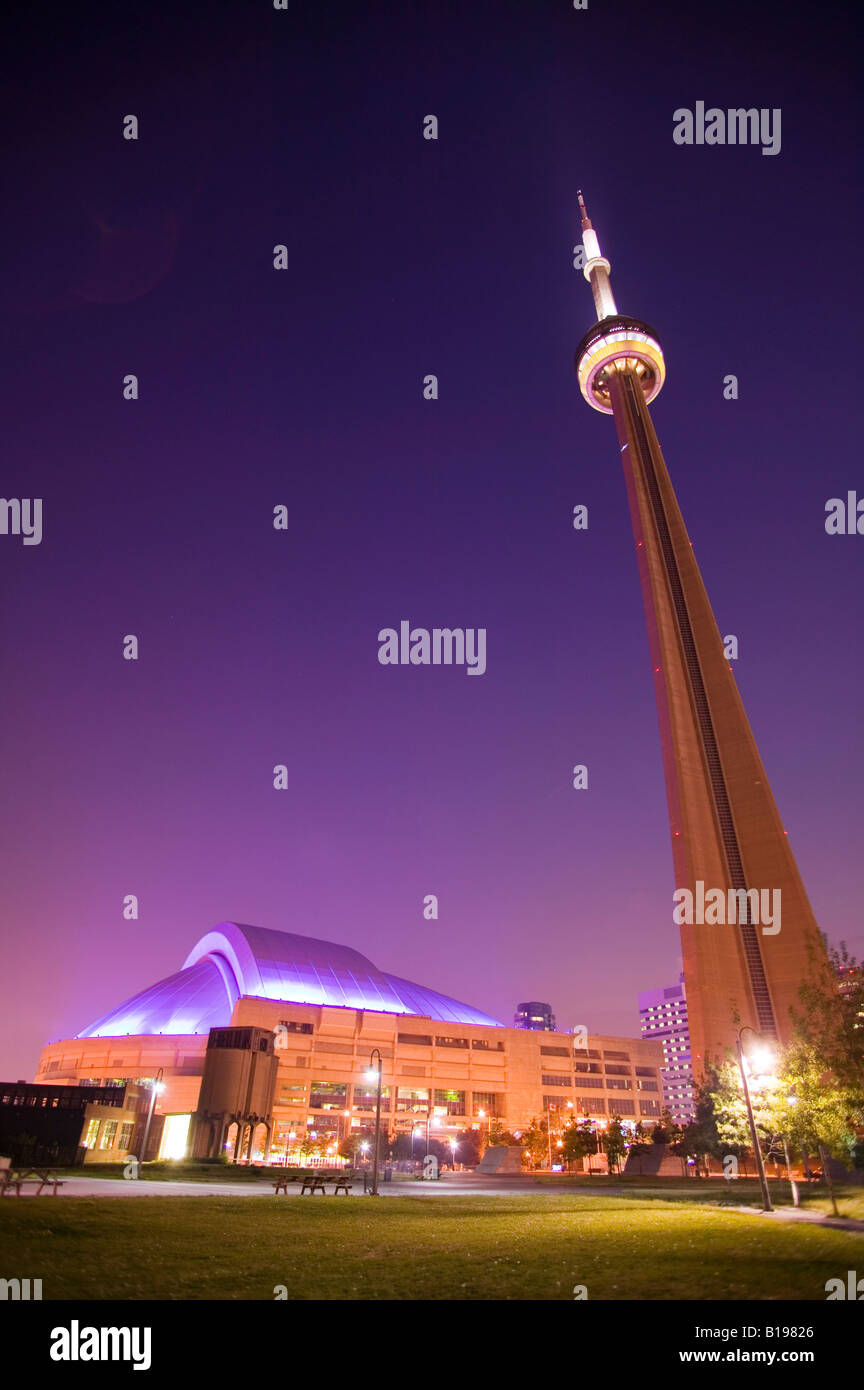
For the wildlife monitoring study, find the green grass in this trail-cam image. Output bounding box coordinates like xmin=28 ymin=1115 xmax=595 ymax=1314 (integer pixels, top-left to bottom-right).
xmin=1 ymin=1194 xmax=861 ymax=1300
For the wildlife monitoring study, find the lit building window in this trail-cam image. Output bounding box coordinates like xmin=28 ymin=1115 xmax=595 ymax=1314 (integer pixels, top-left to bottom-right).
xmin=98 ymin=1120 xmax=118 ymax=1149
xmin=309 ymin=1081 xmax=347 ymax=1111
xmin=83 ymin=1118 xmax=100 ymax=1148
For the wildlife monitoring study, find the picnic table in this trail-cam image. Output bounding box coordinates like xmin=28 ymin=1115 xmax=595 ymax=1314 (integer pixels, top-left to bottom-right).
xmin=273 ymin=1169 xmax=356 ymax=1195
xmin=0 ymin=1166 xmax=66 ymax=1197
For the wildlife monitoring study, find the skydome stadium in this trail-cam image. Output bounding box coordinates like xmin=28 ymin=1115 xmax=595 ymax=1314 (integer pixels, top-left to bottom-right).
xmin=35 ymin=922 xmax=663 ymax=1164
xmin=76 ymin=922 xmax=504 ymax=1037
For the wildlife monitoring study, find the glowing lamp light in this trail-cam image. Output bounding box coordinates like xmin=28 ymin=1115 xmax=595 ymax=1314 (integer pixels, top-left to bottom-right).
xmin=365 ymin=1068 xmax=379 ymax=1084
xmin=748 ymin=1045 xmax=776 ymax=1077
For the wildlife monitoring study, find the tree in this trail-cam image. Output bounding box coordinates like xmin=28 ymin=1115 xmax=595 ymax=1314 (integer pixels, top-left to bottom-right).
xmin=426 ymin=1138 xmax=450 ymax=1170
xmin=338 ymin=1127 xmax=389 ymax=1164
xmin=562 ymin=1120 xmax=597 ymax=1168
xmin=765 ymin=1040 xmax=863 ymax=1215
xmin=681 ymin=1070 xmax=728 ymax=1167
xmin=521 ymin=1117 xmax=551 ymax=1169
xmin=389 ymin=1132 xmax=418 ymax=1162
xmin=703 ymin=1056 xmax=764 ymax=1179
xmin=603 ymin=1117 xmax=628 ymax=1174
xmin=790 ymin=938 xmax=864 ymax=1093
xmin=455 ymin=1128 xmax=484 ymax=1167
xmin=487 ymin=1123 xmax=521 ymax=1148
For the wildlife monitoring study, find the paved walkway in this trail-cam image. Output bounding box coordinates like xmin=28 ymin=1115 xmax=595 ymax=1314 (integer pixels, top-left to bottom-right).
xmin=731 ymin=1204 xmax=864 ymax=1234
xmin=10 ymin=1174 xmax=590 ymax=1199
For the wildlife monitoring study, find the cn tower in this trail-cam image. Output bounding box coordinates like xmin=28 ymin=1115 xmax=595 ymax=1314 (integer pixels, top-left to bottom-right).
xmin=574 ymin=193 xmax=824 ymax=1073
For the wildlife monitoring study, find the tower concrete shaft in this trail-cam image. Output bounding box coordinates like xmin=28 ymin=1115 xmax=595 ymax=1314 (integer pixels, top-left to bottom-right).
xmin=574 ymin=196 xmax=824 ymax=1073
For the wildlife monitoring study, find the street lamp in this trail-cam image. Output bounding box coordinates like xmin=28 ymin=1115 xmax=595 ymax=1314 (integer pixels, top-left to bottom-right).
xmin=425 ymin=1100 xmax=437 ymax=1169
xmin=139 ymin=1068 xmax=165 ymax=1167
xmin=449 ymin=1136 xmax=458 ymax=1171
xmin=594 ymin=1119 xmax=607 ymax=1173
xmin=364 ymin=1049 xmax=383 ymax=1196
xmin=546 ymin=1105 xmax=559 ymax=1169
xmin=736 ymin=1027 xmax=773 ymax=1213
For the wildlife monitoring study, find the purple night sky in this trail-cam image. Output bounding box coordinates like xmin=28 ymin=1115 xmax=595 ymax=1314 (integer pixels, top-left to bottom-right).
xmin=1 ymin=0 xmax=860 ymax=1079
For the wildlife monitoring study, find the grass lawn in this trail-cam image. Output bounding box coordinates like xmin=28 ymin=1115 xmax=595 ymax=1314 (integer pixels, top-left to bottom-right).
xmin=1 ymin=1193 xmax=861 ymax=1300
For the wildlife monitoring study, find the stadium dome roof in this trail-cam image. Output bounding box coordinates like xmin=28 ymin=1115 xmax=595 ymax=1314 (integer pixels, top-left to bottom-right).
xmin=77 ymin=922 xmax=502 ymax=1037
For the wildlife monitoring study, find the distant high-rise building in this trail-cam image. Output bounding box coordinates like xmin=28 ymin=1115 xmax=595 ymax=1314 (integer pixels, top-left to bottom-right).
xmin=514 ymin=1001 xmax=556 ymax=1032
xmin=574 ymin=193 xmax=826 ymax=1072
xmin=638 ymin=974 xmax=696 ymax=1124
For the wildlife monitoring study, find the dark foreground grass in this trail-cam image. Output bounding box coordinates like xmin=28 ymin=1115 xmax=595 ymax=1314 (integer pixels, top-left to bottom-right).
xmin=1 ymin=1194 xmax=860 ymax=1300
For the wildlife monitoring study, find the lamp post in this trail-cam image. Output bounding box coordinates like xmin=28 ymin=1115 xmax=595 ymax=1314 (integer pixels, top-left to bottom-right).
xmin=594 ymin=1119 xmax=606 ymax=1173
xmin=736 ymin=1027 xmax=773 ymax=1213
xmin=365 ymin=1049 xmax=383 ymax=1196
xmin=139 ymin=1068 xmax=165 ymax=1167
xmin=425 ymin=1099 xmax=436 ymax=1174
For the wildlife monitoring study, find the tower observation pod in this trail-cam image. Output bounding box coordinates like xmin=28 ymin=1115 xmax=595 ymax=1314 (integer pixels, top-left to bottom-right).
xmin=574 ymin=192 xmax=665 ymax=413
xmin=573 ymin=192 xmax=825 ymax=1075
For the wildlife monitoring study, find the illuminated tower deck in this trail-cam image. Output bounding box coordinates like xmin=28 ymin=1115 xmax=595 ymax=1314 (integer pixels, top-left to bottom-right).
xmin=574 ymin=193 xmax=823 ymax=1072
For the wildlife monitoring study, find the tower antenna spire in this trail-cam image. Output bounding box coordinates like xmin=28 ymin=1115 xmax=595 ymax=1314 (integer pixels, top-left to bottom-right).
xmin=577 ymin=190 xmax=616 ymax=319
